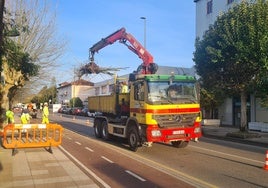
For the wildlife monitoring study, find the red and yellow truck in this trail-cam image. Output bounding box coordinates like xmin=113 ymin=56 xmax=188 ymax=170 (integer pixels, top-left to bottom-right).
xmin=85 ymin=28 xmax=202 ymax=151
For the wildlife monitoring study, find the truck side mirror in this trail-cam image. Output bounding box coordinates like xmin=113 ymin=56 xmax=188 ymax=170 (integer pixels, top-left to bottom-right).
xmin=129 ymin=73 xmax=136 ymax=82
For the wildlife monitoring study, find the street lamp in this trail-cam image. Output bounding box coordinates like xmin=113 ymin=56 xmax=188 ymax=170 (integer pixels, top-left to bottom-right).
xmin=140 ymin=16 xmax=146 ymax=49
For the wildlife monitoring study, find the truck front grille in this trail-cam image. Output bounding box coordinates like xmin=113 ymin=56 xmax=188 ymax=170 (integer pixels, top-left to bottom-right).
xmin=153 ymin=113 xmax=198 ymax=128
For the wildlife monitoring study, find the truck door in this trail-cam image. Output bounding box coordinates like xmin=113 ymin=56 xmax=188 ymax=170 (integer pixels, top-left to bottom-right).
xmin=131 ymin=81 xmax=146 ymax=124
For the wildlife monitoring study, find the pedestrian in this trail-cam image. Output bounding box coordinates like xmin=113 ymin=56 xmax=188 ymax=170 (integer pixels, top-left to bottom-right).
xmin=121 ymin=81 xmax=129 ymax=93
xmin=21 ymin=108 xmax=31 ymax=124
xmin=42 ymin=102 xmax=49 ymax=124
xmin=6 ymin=108 xmax=15 ymax=124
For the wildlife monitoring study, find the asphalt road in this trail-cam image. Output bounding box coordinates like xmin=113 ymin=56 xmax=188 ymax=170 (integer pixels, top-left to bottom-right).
xmin=50 ymin=113 xmax=268 ymax=188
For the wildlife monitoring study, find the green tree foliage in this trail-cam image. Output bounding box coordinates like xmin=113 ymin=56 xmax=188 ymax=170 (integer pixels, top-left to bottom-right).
xmin=30 ymin=85 xmax=57 ymax=105
xmin=4 ymin=39 xmax=39 ymax=77
xmin=69 ymin=97 xmax=83 ymax=108
xmin=200 ymin=88 xmax=225 ymax=119
xmin=2 ymin=39 xmax=39 ymax=109
xmin=193 ymin=0 xmax=268 ymax=131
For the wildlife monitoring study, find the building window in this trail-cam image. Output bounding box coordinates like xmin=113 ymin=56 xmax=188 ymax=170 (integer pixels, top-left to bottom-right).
xmin=109 ymin=84 xmax=114 ymax=93
xmin=207 ymin=0 xmax=213 ymax=14
xmin=227 ymin=0 xmax=234 ymax=4
xmin=101 ymin=85 xmax=107 ymax=94
xmin=95 ymin=87 xmax=100 ymax=95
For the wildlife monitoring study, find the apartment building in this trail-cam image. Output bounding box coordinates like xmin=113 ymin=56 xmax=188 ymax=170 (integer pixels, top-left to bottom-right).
xmin=57 ymin=79 xmax=94 ymax=106
xmin=194 ymin=0 xmax=241 ymax=38
xmin=194 ymin=0 xmax=268 ymax=126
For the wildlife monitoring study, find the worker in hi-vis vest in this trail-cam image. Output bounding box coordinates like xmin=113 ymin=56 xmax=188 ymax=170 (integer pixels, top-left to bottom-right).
xmin=6 ymin=108 xmax=15 ymax=124
xmin=42 ymin=102 xmax=49 ymax=124
xmin=21 ymin=108 xmax=31 ymax=124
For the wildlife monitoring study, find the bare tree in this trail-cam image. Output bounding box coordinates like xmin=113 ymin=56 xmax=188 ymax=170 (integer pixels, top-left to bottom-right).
xmin=77 ymin=61 xmax=128 ymax=78
xmin=3 ymin=0 xmax=66 ymax=108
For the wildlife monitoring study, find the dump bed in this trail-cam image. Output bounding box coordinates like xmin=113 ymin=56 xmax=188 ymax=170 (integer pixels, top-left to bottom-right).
xmin=88 ymin=93 xmax=130 ymax=115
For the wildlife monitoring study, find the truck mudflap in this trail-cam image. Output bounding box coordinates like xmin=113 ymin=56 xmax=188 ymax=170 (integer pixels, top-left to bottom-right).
xmin=145 ymin=124 xmax=202 ymax=143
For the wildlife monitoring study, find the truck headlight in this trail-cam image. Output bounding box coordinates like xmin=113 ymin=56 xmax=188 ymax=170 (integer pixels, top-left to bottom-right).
xmin=151 ymin=130 xmax=161 ymax=137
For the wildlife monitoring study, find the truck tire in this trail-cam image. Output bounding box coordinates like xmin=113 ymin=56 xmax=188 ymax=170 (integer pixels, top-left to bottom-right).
xmin=171 ymin=141 xmax=189 ymax=148
xmin=127 ymin=127 xmax=139 ymax=152
xmin=94 ymin=119 xmax=102 ymax=138
xmin=101 ymin=120 xmax=110 ymax=141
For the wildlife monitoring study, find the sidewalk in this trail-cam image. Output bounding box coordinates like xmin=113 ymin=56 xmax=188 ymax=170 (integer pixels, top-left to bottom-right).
xmin=202 ymin=125 xmax=268 ymax=148
xmin=0 ymin=113 xmax=101 ymax=188
xmin=0 ymin=146 xmax=100 ymax=188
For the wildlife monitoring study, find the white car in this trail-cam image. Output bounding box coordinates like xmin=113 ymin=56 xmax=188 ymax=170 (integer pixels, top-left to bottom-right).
xmin=87 ymin=111 xmax=102 ymax=117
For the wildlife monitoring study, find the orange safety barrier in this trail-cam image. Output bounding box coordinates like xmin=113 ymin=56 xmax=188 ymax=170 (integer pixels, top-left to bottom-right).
xmin=1 ymin=123 xmax=64 ymax=156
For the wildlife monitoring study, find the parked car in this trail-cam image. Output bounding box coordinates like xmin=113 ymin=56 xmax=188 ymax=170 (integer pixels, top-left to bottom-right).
xmin=62 ymin=107 xmax=72 ymax=114
xmin=71 ymin=107 xmax=82 ymax=115
xmin=87 ymin=111 xmax=95 ymax=117
xmin=59 ymin=106 xmax=66 ymax=113
xmin=58 ymin=107 xmax=64 ymax=113
xmin=87 ymin=111 xmax=102 ymax=117
xmin=79 ymin=108 xmax=89 ymax=116
xmin=58 ymin=105 xmax=68 ymax=113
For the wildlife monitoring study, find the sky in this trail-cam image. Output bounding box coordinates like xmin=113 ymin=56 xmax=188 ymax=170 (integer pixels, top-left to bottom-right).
xmin=52 ymin=0 xmax=196 ymax=84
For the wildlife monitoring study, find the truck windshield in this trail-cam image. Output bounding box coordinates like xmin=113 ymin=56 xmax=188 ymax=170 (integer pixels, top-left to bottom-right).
xmin=147 ymin=81 xmax=197 ymax=104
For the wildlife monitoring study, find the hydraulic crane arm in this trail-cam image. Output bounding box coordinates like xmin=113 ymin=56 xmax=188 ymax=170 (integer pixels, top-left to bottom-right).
xmin=89 ymin=28 xmax=126 ymax=60
xmin=89 ymin=27 xmax=158 ymax=74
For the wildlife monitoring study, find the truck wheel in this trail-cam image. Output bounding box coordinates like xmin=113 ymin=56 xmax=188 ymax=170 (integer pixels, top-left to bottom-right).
xmin=171 ymin=141 xmax=189 ymax=148
xmin=128 ymin=127 xmax=139 ymax=152
xmin=94 ymin=119 xmax=102 ymax=138
xmin=101 ymin=120 xmax=110 ymax=141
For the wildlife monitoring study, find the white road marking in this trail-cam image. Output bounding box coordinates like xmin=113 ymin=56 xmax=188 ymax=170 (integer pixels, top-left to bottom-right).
xmin=59 ymin=146 xmax=111 ymax=188
xmin=109 ymin=145 xmax=218 ymax=188
xmin=85 ymin=147 xmax=94 ymax=152
xmin=190 ymin=145 xmax=263 ymax=164
xmin=125 ymin=170 xmax=146 ymax=182
xmin=101 ymin=156 xmax=114 ymax=163
xmin=75 ymin=141 xmax=81 ymax=145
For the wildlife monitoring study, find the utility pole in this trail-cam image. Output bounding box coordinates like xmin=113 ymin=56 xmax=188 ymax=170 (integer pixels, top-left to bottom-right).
xmin=140 ymin=17 xmax=146 ymax=49
xmin=73 ymin=66 xmax=75 ymax=108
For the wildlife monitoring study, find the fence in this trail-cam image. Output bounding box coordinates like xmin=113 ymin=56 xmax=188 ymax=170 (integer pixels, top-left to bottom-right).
xmin=1 ymin=123 xmax=64 ymax=155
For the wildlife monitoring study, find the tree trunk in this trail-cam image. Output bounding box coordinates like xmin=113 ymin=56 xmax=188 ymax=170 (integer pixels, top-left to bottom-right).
xmin=209 ymin=108 xmax=213 ymax=119
xmin=240 ymin=90 xmax=247 ymax=132
xmin=2 ymin=91 xmax=9 ymax=109
xmin=2 ymin=62 xmax=26 ymax=110
xmin=0 ymin=0 xmax=5 ymax=128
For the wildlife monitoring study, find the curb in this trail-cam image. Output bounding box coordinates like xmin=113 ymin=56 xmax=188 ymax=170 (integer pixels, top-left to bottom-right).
xmin=202 ymin=132 xmax=268 ymax=148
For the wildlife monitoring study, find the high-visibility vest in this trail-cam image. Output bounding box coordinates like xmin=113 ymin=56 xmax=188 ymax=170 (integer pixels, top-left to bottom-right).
xmin=43 ymin=106 xmax=49 ymax=117
xmin=21 ymin=113 xmax=30 ymax=124
xmin=121 ymin=85 xmax=129 ymax=93
xmin=6 ymin=110 xmax=14 ymax=123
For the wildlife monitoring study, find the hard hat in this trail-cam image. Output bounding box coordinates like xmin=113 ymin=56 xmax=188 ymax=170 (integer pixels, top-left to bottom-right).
xmin=44 ymin=102 xmax=48 ymax=105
